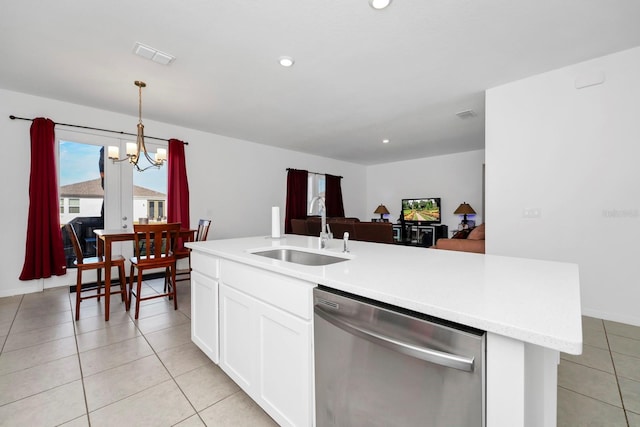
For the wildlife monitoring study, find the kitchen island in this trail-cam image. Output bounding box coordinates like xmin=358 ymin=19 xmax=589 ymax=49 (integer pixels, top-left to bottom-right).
xmin=186 ymin=234 xmax=582 ymax=427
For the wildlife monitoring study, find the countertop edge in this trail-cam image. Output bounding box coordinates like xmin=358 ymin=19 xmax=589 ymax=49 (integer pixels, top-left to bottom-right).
xmin=187 ymin=236 xmax=583 ymax=354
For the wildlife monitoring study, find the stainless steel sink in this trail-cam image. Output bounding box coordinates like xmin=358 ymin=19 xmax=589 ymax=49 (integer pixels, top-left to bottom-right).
xmin=251 ymin=248 xmax=349 ymax=266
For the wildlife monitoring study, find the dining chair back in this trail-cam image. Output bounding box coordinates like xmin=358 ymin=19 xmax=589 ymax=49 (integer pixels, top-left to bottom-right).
xmin=65 ymin=224 xmax=127 ymax=321
xmin=129 ymin=222 xmax=181 ymax=319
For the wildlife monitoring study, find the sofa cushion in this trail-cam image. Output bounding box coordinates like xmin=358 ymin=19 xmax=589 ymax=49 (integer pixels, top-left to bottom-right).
xmin=434 ymin=238 xmax=485 ymax=254
xmin=467 ymin=223 xmax=485 ymax=240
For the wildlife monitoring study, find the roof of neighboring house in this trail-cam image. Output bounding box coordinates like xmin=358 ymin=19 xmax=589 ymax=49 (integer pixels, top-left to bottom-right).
xmin=60 ymin=178 xmax=166 ymax=198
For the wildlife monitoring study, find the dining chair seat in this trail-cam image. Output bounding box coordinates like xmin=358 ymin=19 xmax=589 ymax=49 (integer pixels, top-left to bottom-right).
xmin=66 ymin=224 xmax=127 ymax=321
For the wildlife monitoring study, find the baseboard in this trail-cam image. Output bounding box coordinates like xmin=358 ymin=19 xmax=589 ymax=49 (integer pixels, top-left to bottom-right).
xmin=0 ymin=282 xmax=43 ymax=298
xmin=581 ymin=307 xmax=640 ymax=328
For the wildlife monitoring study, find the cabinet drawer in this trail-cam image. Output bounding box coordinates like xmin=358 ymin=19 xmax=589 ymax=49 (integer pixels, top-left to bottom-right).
xmin=221 ymin=261 xmax=313 ymax=320
xmin=191 ymin=252 xmax=220 ymax=279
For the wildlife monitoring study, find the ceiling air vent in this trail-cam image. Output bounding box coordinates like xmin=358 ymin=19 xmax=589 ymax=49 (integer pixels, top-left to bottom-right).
xmin=455 ymin=110 xmax=477 ymax=119
xmin=133 ymin=42 xmax=175 ymax=65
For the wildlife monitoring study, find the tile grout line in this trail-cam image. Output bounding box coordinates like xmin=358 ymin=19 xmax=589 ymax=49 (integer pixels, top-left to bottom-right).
xmin=0 ymin=295 xmax=24 ymax=354
xmin=603 ymin=320 xmax=630 ymax=427
xmin=128 ymin=283 xmax=207 ymax=425
xmin=68 ymin=290 xmax=93 ymax=427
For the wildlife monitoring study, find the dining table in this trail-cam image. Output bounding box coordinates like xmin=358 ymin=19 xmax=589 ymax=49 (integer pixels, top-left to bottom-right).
xmin=94 ymin=228 xmax=196 ymax=321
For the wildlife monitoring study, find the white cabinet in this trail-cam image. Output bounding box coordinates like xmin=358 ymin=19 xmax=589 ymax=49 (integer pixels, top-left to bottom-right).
xmin=219 ymin=261 xmax=314 ymax=427
xmin=190 ymin=252 xmax=219 ymax=363
xmin=257 ymin=297 xmax=311 ymax=427
xmin=219 ymin=283 xmax=256 ymax=390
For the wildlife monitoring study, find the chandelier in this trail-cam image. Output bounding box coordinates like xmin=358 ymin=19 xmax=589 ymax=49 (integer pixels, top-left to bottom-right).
xmin=107 ymin=80 xmax=166 ymax=171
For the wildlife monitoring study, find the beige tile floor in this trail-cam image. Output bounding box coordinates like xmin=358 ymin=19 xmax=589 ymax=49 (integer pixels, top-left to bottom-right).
xmin=558 ymin=316 xmax=640 ymax=426
xmin=0 ymin=278 xmax=277 ymax=426
xmin=2 ymin=280 xmax=640 ymax=426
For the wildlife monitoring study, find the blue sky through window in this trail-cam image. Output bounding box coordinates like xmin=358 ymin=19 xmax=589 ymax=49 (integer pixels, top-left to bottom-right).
xmin=59 ymin=140 xmax=167 ymax=194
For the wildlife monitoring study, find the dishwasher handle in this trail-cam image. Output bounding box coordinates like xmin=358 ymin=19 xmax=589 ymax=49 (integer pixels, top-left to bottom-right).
xmin=315 ymin=304 xmax=475 ymax=372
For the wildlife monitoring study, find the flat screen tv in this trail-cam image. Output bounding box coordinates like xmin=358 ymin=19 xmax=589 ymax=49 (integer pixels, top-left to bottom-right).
xmin=401 ymin=198 xmax=441 ymax=224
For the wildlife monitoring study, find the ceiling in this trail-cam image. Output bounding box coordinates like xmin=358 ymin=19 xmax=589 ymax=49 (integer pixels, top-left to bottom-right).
xmin=2 ymin=1 xmax=640 ymax=165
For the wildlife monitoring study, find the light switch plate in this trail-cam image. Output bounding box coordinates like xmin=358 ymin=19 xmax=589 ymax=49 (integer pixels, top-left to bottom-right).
xmin=523 ymin=208 xmax=541 ymax=218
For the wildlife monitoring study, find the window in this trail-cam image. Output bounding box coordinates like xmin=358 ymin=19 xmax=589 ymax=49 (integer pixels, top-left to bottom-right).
xmin=148 ymin=199 xmax=165 ymax=221
xmin=69 ymin=198 xmax=80 ymax=214
xmin=58 ymin=140 xmax=103 ymax=225
xmin=307 ymin=173 xmax=326 ymax=215
xmin=133 ymin=141 xmax=168 ymax=223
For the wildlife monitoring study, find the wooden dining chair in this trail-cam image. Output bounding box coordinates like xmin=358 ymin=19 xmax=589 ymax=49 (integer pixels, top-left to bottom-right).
xmin=129 ymin=222 xmax=181 ymax=319
xmin=65 ymin=223 xmax=127 ymax=321
xmin=173 ymin=219 xmax=212 ymax=285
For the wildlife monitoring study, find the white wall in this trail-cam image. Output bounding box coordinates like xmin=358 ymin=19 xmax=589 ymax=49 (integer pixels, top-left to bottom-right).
xmin=366 ymin=150 xmax=485 ymax=231
xmin=486 ymin=46 xmax=640 ymax=325
xmin=0 ymin=88 xmax=367 ymax=297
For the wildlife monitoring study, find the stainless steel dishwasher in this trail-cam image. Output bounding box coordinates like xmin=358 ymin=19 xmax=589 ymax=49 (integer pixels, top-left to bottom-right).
xmin=314 ymin=286 xmax=486 ymax=427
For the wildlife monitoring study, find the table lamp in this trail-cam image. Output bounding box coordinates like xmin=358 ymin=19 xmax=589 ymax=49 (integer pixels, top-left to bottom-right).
xmin=374 ymin=204 xmax=390 ymax=221
xmin=454 ymin=202 xmax=476 ymax=228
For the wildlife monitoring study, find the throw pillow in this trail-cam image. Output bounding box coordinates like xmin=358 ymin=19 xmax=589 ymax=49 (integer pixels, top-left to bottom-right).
xmin=452 ymin=229 xmax=470 ymax=239
xmin=467 ymin=223 xmax=485 ymax=240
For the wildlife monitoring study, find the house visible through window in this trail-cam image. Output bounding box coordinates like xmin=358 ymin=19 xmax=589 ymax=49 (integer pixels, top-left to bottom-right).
xmin=58 ymin=140 xmax=104 ymax=268
xmin=133 ymin=141 xmax=168 ymax=223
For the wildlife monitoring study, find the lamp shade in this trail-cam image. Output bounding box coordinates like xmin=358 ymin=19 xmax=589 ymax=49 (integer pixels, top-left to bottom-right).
xmin=454 ymin=202 xmax=476 ymax=215
xmin=374 ymin=204 xmax=390 ymax=215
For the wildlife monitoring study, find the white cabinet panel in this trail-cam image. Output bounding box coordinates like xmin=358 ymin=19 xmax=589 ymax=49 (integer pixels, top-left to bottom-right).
xmin=258 ymin=304 xmax=312 ymax=427
xmin=222 ymin=260 xmax=313 ymax=320
xmin=191 ymin=251 xmax=219 ymax=278
xmin=219 ymin=276 xmax=313 ymax=427
xmin=219 ymin=282 xmax=257 ymax=391
xmin=191 ymin=271 xmax=219 ymax=363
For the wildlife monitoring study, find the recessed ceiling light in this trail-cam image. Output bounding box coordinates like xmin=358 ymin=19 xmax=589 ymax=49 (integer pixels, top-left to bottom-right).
xmin=382 ymin=139 xmax=390 ymax=144
xmin=279 ymin=56 xmax=295 ymax=67
xmin=369 ymin=0 xmax=392 ymax=10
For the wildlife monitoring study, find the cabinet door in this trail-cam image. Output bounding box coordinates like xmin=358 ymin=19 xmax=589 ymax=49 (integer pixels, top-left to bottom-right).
xmin=258 ymin=303 xmax=312 ymax=427
xmin=219 ymin=282 xmax=257 ymax=391
xmin=191 ymin=271 xmax=219 ymax=363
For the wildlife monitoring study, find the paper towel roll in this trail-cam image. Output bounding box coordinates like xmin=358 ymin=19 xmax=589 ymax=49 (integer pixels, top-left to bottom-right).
xmin=271 ymin=206 xmax=281 ymax=238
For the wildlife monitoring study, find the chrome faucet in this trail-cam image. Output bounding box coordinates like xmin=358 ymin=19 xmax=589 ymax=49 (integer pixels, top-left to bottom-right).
xmin=309 ymin=196 xmax=329 ymax=248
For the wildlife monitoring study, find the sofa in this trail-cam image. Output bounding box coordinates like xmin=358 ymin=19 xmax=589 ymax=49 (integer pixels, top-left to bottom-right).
xmin=433 ymin=223 xmax=485 ymax=254
xmin=290 ymin=217 xmax=394 ymax=244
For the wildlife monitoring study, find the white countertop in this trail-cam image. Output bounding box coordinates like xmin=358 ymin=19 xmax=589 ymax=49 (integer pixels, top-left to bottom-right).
xmin=187 ymin=234 xmax=582 ymax=354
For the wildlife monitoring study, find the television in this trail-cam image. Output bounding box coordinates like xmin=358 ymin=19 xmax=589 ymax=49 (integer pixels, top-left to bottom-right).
xmin=401 ymin=198 xmax=441 ymax=224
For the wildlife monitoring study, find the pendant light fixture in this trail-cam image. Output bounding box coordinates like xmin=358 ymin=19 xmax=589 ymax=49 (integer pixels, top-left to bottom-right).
xmin=107 ymin=80 xmax=167 ymax=171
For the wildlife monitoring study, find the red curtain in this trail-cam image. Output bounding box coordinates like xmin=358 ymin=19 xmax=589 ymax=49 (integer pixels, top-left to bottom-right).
xmin=284 ymin=169 xmax=308 ymax=233
xmin=19 ymin=118 xmax=67 ymax=281
xmin=167 ymin=139 xmax=190 ymax=235
xmin=325 ymin=174 xmax=345 ymax=217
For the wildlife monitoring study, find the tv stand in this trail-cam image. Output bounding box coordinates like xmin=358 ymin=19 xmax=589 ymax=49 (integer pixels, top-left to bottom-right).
xmin=393 ymin=223 xmax=448 ymax=247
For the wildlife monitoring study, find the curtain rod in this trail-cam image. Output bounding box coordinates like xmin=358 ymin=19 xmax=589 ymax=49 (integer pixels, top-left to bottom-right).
xmin=286 ymin=168 xmax=342 ymax=179
xmin=9 ymin=115 xmax=188 ymax=145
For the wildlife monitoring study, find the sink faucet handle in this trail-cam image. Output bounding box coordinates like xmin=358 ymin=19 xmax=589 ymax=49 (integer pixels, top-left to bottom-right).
xmin=343 ymin=231 xmax=349 ymax=253
xmin=326 ymin=224 xmax=333 ymax=239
